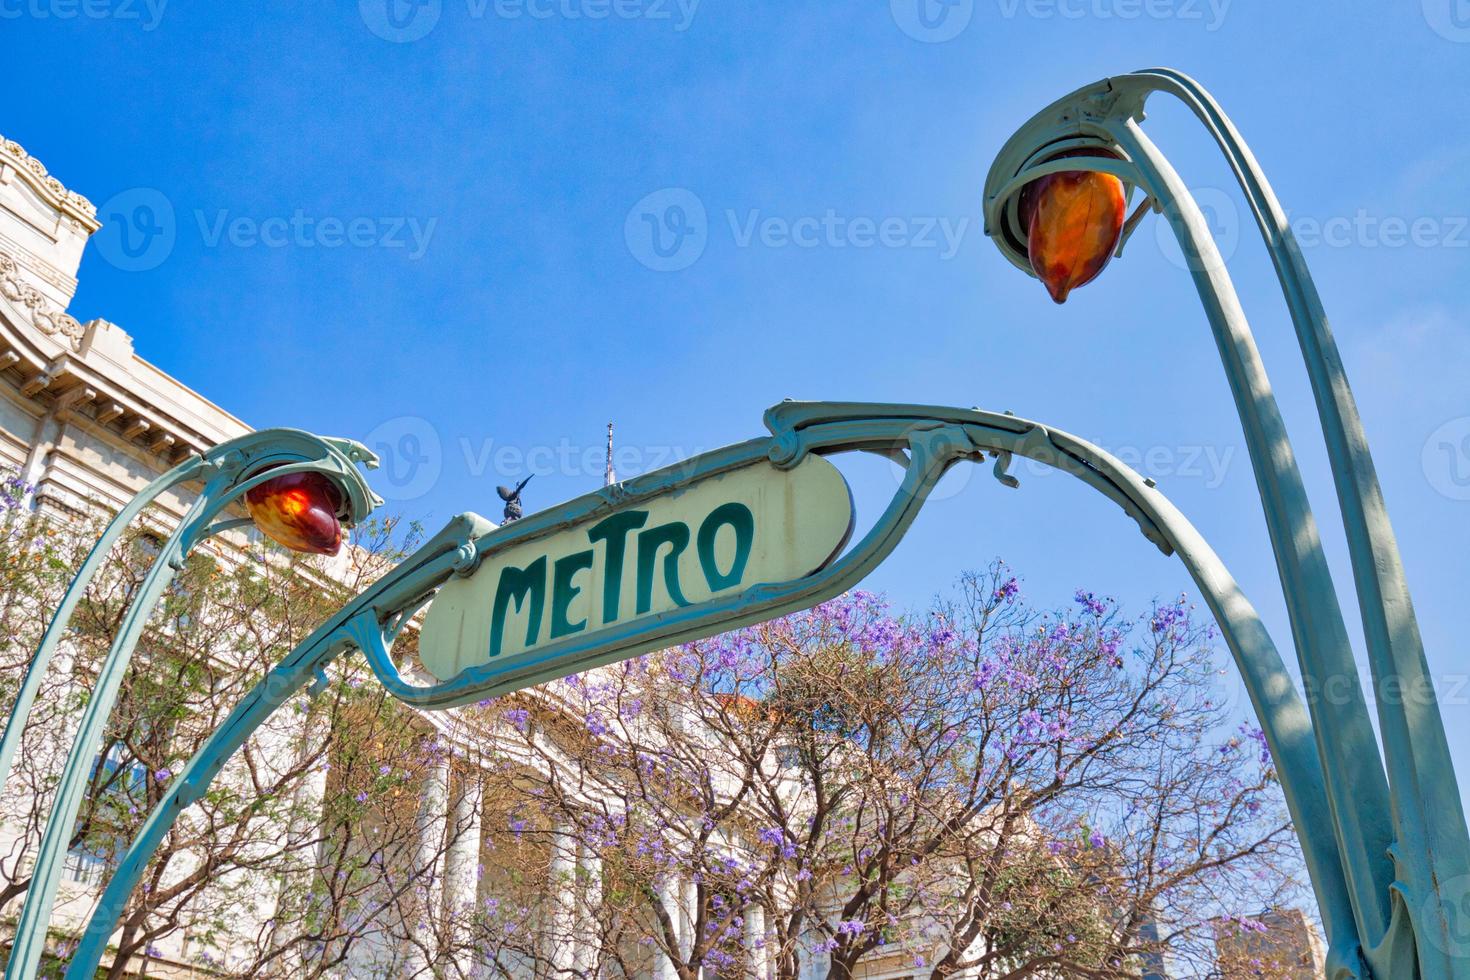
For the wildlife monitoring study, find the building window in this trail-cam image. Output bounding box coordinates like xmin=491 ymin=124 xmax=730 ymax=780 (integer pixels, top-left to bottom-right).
xmin=62 ymin=840 xmax=109 ymax=886
xmin=64 ymin=743 xmax=146 ymax=888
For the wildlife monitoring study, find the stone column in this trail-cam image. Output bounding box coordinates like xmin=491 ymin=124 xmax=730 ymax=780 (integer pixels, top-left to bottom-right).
xmin=549 ymin=821 xmax=579 ymax=973
xmin=572 ymin=841 xmax=603 ymax=974
xmin=268 ymin=711 xmax=330 ymax=974
xmin=683 ymin=878 xmax=701 ymax=978
xmin=745 ymin=903 xmax=769 ymax=980
xmin=443 ymin=768 xmax=484 ymax=976
xmin=653 ymin=875 xmax=685 ymax=980
xmin=401 ymin=747 xmax=450 ymax=976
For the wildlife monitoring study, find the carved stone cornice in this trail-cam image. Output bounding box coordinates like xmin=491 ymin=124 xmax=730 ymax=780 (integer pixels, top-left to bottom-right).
xmin=0 ymin=132 xmax=99 ymax=229
xmin=0 ymin=251 xmax=84 ymax=351
xmin=0 ymin=243 xmax=244 ymax=466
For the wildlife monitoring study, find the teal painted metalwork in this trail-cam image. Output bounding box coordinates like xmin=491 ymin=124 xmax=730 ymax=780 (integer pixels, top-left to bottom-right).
xmin=0 ymin=454 xmax=205 ymax=799
xmin=8 ymin=69 xmax=1458 ymax=980
xmin=53 ymin=402 xmax=1347 ymax=980
xmin=983 ymin=70 xmax=1470 ymax=979
xmin=0 ymin=430 xmax=380 ymax=980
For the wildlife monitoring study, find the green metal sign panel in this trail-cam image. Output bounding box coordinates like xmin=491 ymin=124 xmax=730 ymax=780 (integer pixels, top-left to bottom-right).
xmin=419 ymin=454 xmax=854 ymax=681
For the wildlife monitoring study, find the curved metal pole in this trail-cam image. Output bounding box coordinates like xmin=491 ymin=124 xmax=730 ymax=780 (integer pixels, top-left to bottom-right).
xmin=3 ymin=432 xmax=380 ymax=980
xmin=1115 ymin=69 xmax=1470 ymax=979
xmin=981 ymin=85 xmax=1414 ymax=976
xmin=63 ymin=625 xmax=348 ymax=979
xmin=1038 ymin=425 xmax=1362 ymax=978
xmin=1102 ymin=117 xmax=1403 ymax=979
xmin=5 ymin=484 xmax=216 ymax=980
xmin=0 ymin=454 xmax=205 ymax=795
xmin=63 ymin=513 xmax=491 ymax=979
xmin=55 ymin=403 xmax=1353 ymax=979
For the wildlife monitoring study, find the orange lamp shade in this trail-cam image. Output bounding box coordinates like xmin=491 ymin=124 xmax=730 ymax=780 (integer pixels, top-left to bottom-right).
xmin=1019 ymin=149 xmax=1127 ymax=304
xmin=245 ymin=470 xmax=344 ymax=556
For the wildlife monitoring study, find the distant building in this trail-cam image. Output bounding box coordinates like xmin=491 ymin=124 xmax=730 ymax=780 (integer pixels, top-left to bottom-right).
xmin=1138 ymin=915 xmax=1170 ymax=980
xmin=1214 ymin=908 xmax=1326 ymax=979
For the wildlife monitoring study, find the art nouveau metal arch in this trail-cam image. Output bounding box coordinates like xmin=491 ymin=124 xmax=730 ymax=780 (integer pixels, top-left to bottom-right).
xmin=984 ymin=68 xmax=1470 ymax=980
xmin=0 ymin=431 xmax=381 ymax=980
xmin=6 ymin=66 xmax=1462 ymax=980
xmin=6 ymin=400 xmax=1355 ymax=980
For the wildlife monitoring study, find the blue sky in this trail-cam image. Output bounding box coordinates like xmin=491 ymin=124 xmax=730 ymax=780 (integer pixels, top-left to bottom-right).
xmin=5 ymin=3 xmax=1470 ymax=806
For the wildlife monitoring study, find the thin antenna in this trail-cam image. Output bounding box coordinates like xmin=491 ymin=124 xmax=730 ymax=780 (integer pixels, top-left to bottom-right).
xmin=604 ymin=422 xmax=616 ymax=487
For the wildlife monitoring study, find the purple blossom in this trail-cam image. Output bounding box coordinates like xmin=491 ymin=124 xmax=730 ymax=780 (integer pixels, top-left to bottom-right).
xmin=1074 ymin=589 xmax=1109 ymax=617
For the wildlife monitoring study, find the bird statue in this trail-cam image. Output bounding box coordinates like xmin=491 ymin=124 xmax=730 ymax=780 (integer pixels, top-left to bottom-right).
xmin=497 ymin=474 xmax=534 ymax=524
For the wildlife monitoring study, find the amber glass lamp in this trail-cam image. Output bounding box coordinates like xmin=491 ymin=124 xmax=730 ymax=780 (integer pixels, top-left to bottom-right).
xmin=1018 ymin=148 xmax=1128 ymax=304
xmin=244 ymin=469 xmax=345 ymax=556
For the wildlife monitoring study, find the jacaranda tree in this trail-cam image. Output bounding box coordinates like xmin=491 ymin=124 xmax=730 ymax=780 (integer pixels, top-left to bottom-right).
xmin=473 ymin=562 xmax=1304 ymax=979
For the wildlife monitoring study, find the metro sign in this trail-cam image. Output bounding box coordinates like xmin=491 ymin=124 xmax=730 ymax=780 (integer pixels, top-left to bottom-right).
xmin=419 ymin=454 xmax=854 ymax=682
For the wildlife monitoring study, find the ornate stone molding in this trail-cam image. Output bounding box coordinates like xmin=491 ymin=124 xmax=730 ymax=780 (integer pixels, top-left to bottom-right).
xmin=1 ymin=132 xmax=98 ymax=223
xmin=0 ymin=250 xmax=84 ymax=350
